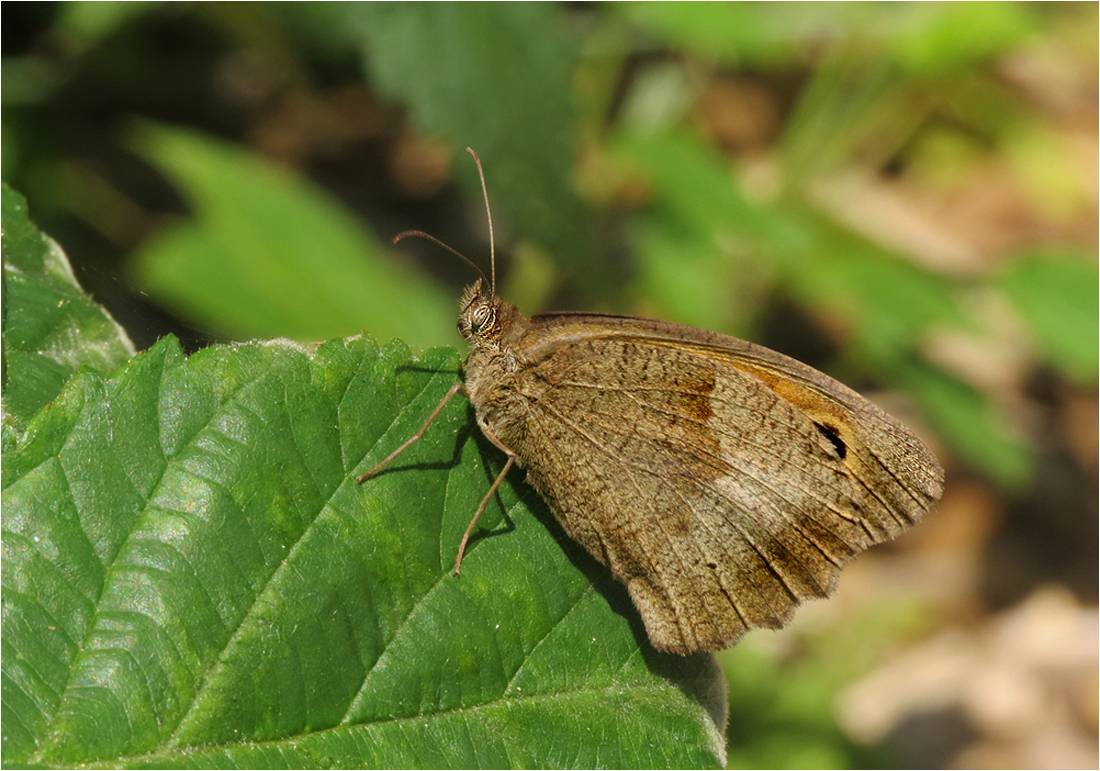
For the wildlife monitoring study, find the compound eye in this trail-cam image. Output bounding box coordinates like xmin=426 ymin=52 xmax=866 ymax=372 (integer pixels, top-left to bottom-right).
xmin=470 ymin=303 xmax=493 ymax=333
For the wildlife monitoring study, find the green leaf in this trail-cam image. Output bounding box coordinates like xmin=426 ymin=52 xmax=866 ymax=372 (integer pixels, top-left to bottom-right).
xmin=2 ymin=183 xmax=135 ymax=434
xmin=128 ymin=123 xmax=457 ymax=350
xmin=1000 ymin=252 xmax=1099 ymax=384
xmin=2 ymin=331 xmax=727 ymax=769
xmin=349 ymin=4 xmax=604 ymax=292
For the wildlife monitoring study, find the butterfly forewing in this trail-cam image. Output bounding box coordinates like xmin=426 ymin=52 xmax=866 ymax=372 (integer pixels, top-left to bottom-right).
xmin=478 ymin=312 xmax=943 ymax=655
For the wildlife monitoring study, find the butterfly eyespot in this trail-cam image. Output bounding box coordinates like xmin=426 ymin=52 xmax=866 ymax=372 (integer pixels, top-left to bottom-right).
xmin=814 ymin=421 xmax=847 ymax=460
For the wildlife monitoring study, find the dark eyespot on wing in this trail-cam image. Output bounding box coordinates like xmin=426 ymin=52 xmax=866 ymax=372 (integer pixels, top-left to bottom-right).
xmin=814 ymin=421 xmax=847 ymax=459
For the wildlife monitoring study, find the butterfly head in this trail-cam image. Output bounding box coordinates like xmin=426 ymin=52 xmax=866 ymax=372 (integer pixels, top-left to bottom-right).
xmin=458 ymin=279 xmax=502 ymax=343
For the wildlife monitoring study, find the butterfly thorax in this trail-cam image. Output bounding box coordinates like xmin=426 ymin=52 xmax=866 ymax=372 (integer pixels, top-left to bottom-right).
xmin=458 ymin=282 xmax=533 ymax=449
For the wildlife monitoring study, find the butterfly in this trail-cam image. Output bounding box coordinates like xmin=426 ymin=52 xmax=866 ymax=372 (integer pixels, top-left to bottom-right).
xmin=360 ymin=149 xmax=944 ymax=654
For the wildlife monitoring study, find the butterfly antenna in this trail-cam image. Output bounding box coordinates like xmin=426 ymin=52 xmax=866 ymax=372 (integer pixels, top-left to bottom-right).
xmin=392 ymin=230 xmax=488 ymax=285
xmin=466 ymin=147 xmax=496 ymax=294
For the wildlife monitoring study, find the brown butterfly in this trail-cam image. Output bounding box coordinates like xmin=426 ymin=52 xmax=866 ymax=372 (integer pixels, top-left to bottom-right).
xmin=360 ymin=149 xmax=944 ymax=655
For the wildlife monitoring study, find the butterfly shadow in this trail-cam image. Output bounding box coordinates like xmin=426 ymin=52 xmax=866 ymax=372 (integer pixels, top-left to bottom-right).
xmin=451 ymin=416 xmax=520 ymax=553
xmin=365 ymin=403 xmax=520 ymax=552
xmin=364 ymin=418 xmax=477 ymax=478
xmin=357 ymin=364 xmax=470 ymax=480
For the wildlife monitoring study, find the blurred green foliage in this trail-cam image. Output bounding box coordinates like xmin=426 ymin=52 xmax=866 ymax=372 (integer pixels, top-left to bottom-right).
xmin=3 ymin=2 xmax=1097 ymax=768
xmin=352 ymin=4 xmax=600 ymax=286
xmin=129 ymin=122 xmax=456 ymax=345
xmin=1000 ymin=251 xmax=1099 ymax=383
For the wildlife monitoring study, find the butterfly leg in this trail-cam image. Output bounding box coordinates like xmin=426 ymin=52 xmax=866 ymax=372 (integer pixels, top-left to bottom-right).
xmin=356 ymin=381 xmax=468 ymax=483
xmin=454 ymin=421 xmax=518 ymax=576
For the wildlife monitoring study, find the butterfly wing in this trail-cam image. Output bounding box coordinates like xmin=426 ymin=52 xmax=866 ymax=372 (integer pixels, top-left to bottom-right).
xmin=503 ymin=314 xmax=943 ymax=655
